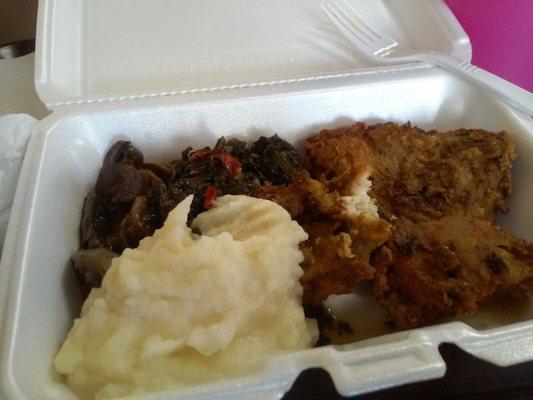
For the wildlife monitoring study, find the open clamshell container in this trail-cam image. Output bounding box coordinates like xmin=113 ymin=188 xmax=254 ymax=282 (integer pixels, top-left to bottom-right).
xmin=1 ymin=0 xmax=532 ymax=398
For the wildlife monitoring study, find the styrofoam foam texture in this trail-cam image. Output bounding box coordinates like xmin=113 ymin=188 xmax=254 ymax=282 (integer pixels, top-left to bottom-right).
xmin=1 ymin=67 xmax=532 ymax=400
xmin=35 ymin=0 xmax=470 ymax=108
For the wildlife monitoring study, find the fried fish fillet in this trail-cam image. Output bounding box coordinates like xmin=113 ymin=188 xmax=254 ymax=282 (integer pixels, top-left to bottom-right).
xmin=373 ymin=215 xmax=533 ymax=329
xmin=259 ymin=170 xmax=390 ymax=305
xmin=305 ymin=122 xmax=516 ymax=223
xmin=301 ymin=122 xmax=531 ymax=327
xmin=262 ymin=122 xmax=530 ymax=328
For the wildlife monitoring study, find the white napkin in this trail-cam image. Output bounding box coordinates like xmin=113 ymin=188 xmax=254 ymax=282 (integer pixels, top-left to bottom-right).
xmin=0 ymin=114 xmax=38 ymax=250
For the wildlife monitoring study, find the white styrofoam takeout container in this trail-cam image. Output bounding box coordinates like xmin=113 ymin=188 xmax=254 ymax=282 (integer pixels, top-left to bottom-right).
xmin=1 ymin=0 xmax=533 ymax=399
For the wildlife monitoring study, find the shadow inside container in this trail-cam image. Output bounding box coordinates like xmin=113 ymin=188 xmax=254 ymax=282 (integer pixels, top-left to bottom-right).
xmin=61 ymin=258 xmax=85 ymax=321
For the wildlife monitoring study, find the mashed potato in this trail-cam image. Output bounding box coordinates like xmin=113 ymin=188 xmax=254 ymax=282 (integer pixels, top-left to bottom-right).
xmin=54 ymin=195 xmax=317 ymax=399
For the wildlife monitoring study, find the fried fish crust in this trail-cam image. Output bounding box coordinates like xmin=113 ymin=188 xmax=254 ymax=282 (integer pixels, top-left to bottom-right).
xmin=259 ymin=170 xmax=390 ymax=305
xmin=263 ymin=122 xmax=529 ymax=327
xmin=373 ymin=215 xmax=533 ymax=329
xmin=305 ymin=122 xmax=516 ymax=223
xmin=302 ymin=122 xmax=531 ymax=327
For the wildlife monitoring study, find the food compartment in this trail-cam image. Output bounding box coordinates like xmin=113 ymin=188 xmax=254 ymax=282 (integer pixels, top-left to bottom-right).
xmin=2 ymin=67 xmax=533 ymax=399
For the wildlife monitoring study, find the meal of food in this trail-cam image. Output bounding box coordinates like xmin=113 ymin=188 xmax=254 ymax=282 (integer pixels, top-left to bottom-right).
xmin=57 ymin=121 xmax=533 ymax=398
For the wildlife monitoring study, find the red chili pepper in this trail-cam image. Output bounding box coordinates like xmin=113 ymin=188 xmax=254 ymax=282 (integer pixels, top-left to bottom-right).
xmin=188 ymin=149 xmax=242 ymax=181
xmin=211 ymin=152 xmax=242 ymax=180
xmin=203 ymin=185 xmax=217 ymax=209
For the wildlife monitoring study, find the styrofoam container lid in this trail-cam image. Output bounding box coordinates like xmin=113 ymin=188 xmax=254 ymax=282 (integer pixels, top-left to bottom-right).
xmin=35 ymin=0 xmax=471 ymax=108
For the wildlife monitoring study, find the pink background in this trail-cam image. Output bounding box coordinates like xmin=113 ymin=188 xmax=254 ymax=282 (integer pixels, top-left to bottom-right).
xmin=444 ymin=0 xmax=533 ymax=91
